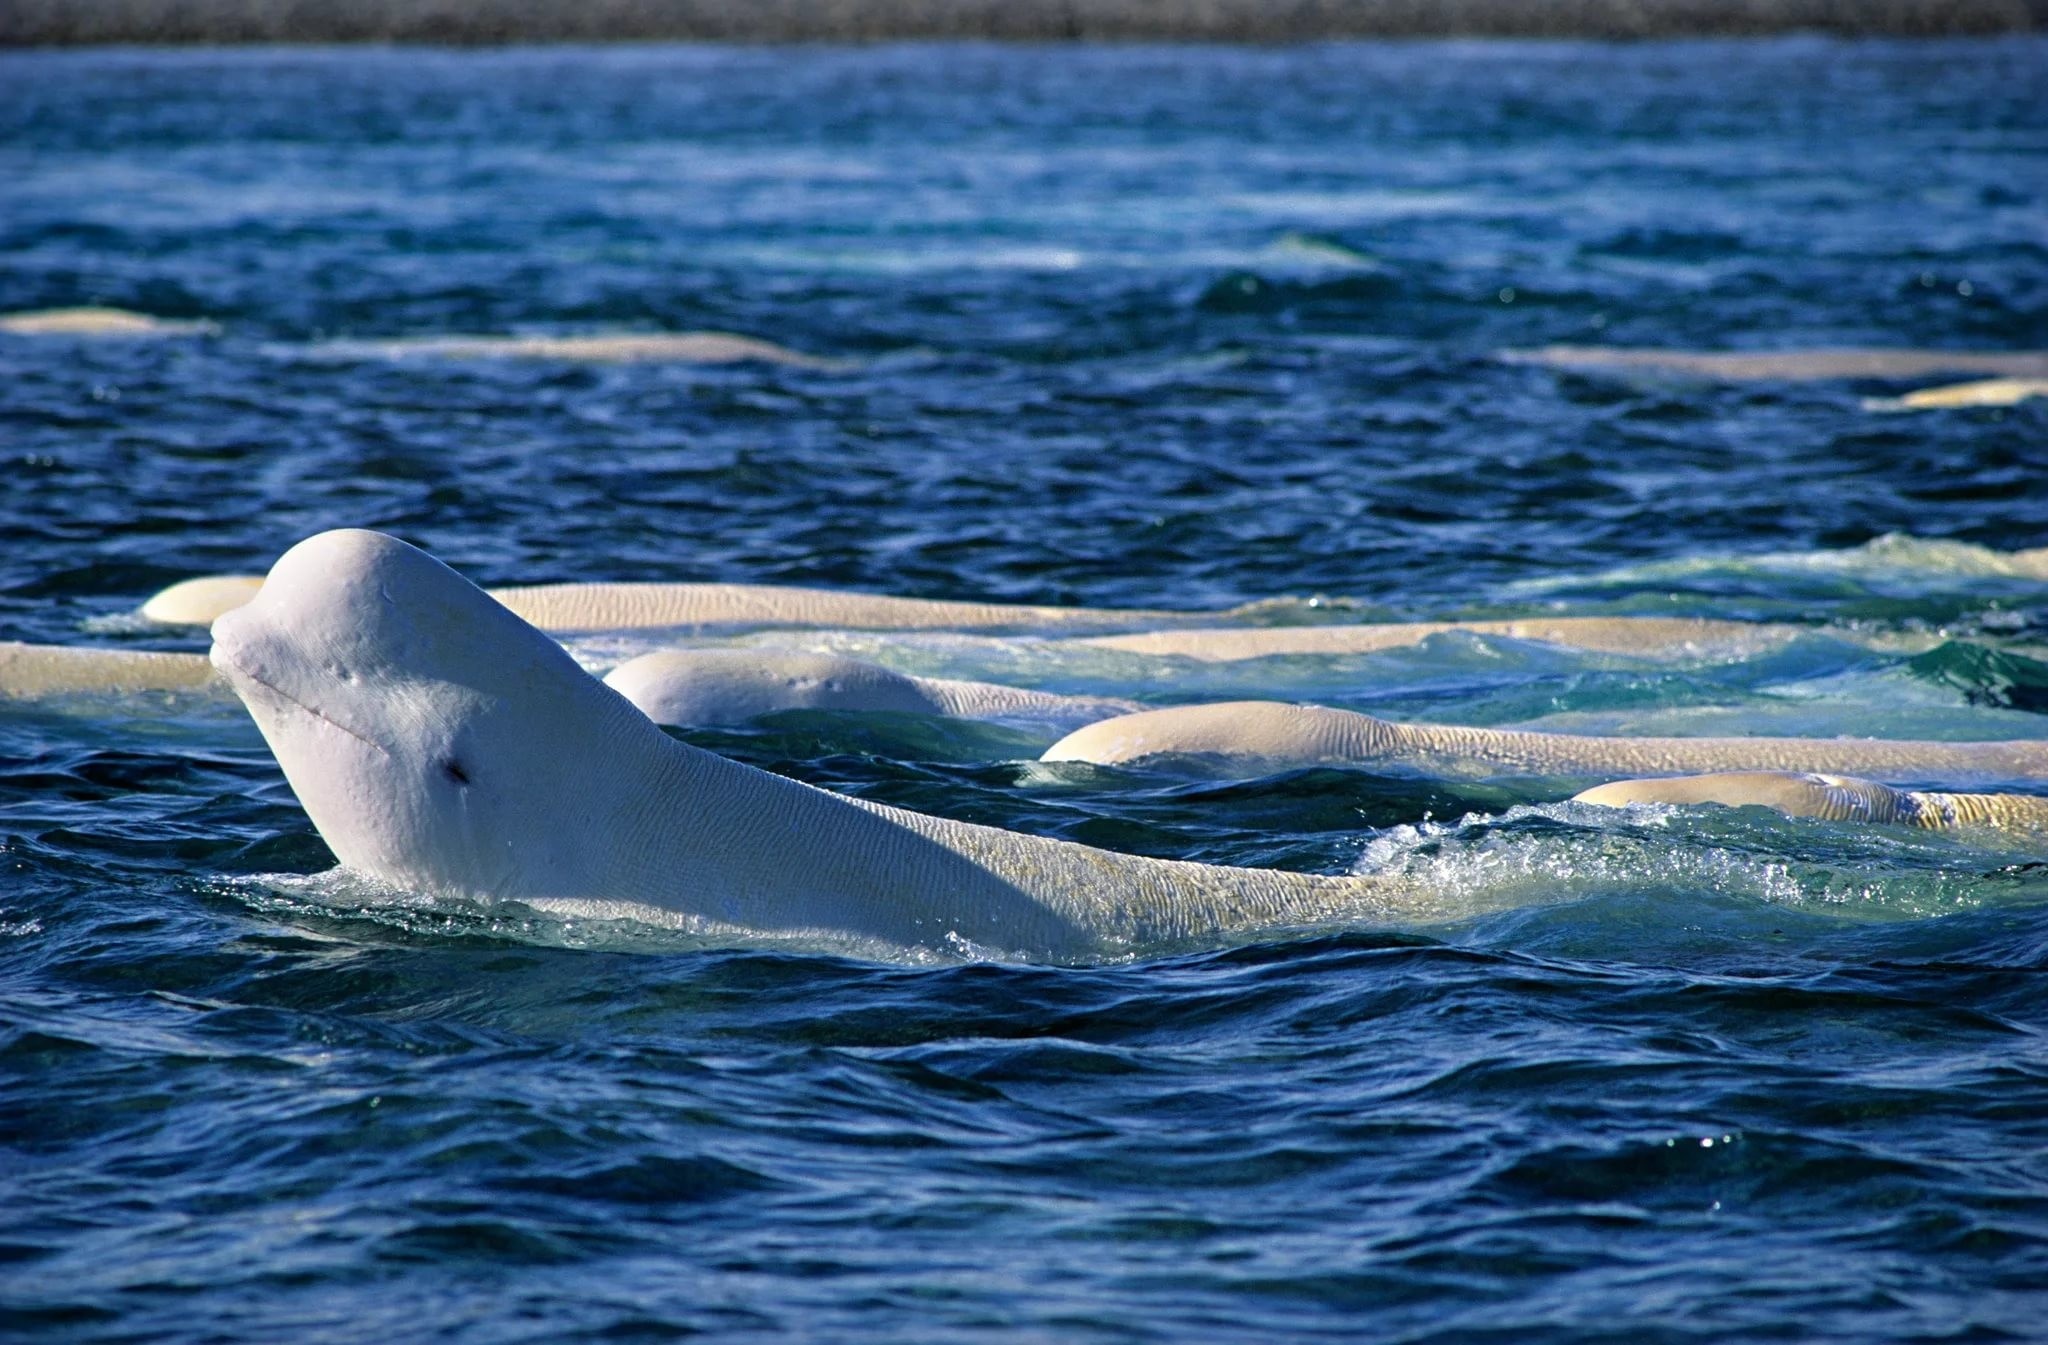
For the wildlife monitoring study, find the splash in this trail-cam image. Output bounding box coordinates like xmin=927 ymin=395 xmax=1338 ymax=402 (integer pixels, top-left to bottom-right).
xmin=231 ymin=869 xmax=976 ymax=965
xmin=1353 ymin=800 xmax=2047 ymax=924
xmin=1505 ymin=533 xmax=2048 ymax=599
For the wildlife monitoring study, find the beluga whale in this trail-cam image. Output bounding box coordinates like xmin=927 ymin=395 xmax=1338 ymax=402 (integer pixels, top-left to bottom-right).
xmin=1041 ymin=701 xmax=2048 ymax=787
xmin=209 ymin=530 xmax=1454 ymax=962
xmin=1572 ymin=771 xmax=2048 ymax=831
xmin=603 ymin=649 xmax=1139 ymax=727
xmin=0 ymin=305 xmax=217 ymax=337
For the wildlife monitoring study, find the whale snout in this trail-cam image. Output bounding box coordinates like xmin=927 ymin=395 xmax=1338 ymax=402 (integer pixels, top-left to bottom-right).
xmin=207 ymin=600 xmax=260 ymax=682
xmin=208 ymin=586 xmax=398 ymax=759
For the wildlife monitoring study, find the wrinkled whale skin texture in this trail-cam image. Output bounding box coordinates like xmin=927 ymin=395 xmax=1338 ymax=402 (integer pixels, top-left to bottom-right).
xmin=1042 ymin=701 xmax=2048 ymax=786
xmin=1573 ymin=771 xmax=2048 ymax=830
xmin=0 ymin=641 xmax=219 ymax=698
xmin=0 ymin=305 xmax=216 ymax=336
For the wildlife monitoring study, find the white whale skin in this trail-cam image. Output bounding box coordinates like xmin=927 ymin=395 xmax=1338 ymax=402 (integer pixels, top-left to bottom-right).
xmin=210 ymin=531 xmax=1425 ymax=961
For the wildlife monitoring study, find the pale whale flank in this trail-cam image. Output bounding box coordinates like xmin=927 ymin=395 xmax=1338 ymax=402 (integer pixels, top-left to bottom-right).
xmin=1574 ymin=771 xmax=2048 ymax=831
xmin=1041 ymin=701 xmax=2048 ymax=786
xmin=1501 ymin=345 xmax=2048 ymax=382
xmin=305 ymin=331 xmax=843 ymax=368
xmin=0 ymin=306 xmax=217 ymax=337
xmin=605 ymin=650 xmax=1141 ymax=727
xmin=208 ymin=530 xmax=1470 ymax=963
xmin=142 ymin=572 xmax=1198 ymax=633
xmin=141 ymin=576 xmax=268 ymax=625
xmin=0 ymin=641 xmax=219 ymax=698
xmin=1864 ymin=377 xmax=2048 ymax=412
xmin=488 ymin=582 xmax=1188 ymax=636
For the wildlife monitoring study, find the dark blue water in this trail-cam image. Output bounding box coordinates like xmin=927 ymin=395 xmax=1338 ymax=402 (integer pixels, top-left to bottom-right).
xmin=5 ymin=40 xmax=2048 ymax=1341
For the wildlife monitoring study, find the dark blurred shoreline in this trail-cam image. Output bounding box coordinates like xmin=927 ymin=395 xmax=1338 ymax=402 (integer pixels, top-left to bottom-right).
xmin=5 ymin=0 xmax=2044 ymax=46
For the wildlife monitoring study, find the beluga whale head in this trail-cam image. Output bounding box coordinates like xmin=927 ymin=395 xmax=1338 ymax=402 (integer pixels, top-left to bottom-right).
xmin=209 ymin=528 xmax=669 ymax=903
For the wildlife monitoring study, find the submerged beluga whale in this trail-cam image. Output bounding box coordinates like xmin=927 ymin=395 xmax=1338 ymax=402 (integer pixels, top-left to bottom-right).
xmin=1572 ymin=772 xmax=2048 ymax=830
xmin=1041 ymin=701 xmax=2048 ymax=786
xmin=604 ymin=649 xmax=1139 ymax=727
xmin=209 ymin=530 xmax=1443 ymax=961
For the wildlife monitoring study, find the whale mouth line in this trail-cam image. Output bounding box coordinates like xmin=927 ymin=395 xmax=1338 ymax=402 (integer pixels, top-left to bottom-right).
xmin=217 ymin=648 xmax=393 ymax=758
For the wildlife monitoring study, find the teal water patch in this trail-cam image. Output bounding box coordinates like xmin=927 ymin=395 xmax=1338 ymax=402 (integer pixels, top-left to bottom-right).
xmin=1907 ymin=640 xmax=2048 ymax=713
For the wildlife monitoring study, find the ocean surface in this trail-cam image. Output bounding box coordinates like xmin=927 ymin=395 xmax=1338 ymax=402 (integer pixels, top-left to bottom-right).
xmin=5 ymin=39 xmax=2048 ymax=1341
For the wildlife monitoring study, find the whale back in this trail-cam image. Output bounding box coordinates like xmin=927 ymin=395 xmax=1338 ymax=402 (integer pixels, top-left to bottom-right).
xmin=1042 ymin=701 xmax=1389 ymax=767
xmin=1572 ymin=771 xmax=1913 ymax=822
xmin=141 ymin=575 xmax=265 ymax=625
xmin=604 ymin=650 xmax=940 ymax=725
xmin=1573 ymin=771 xmax=2048 ymax=831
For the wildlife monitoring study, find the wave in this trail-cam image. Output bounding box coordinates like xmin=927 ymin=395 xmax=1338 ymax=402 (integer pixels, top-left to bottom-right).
xmin=1906 ymin=641 xmax=2048 ymax=715
xmin=1505 ymin=533 xmax=2048 ymax=601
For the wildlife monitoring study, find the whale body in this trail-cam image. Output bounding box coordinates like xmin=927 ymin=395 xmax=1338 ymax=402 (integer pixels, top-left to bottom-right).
xmin=1041 ymin=700 xmax=2048 ymax=786
xmin=1864 ymin=377 xmax=2048 ymax=412
xmin=0 ymin=641 xmax=219 ymax=698
xmin=0 ymin=306 xmax=216 ymax=337
xmin=208 ymin=530 xmax=1448 ymax=962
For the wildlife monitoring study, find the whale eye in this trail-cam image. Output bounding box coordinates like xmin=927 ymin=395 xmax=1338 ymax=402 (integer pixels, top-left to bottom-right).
xmin=440 ymin=758 xmax=472 ymax=787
